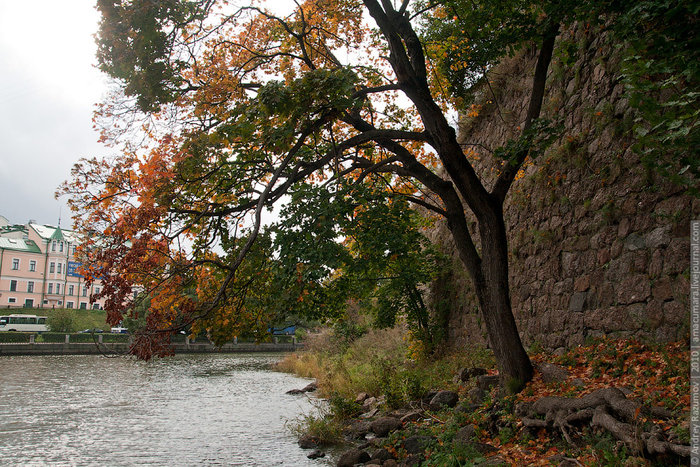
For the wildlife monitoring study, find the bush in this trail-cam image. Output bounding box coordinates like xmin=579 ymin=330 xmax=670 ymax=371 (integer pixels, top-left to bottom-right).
xmin=0 ymin=332 xmax=32 ymax=343
xmin=48 ymin=309 xmax=74 ymax=333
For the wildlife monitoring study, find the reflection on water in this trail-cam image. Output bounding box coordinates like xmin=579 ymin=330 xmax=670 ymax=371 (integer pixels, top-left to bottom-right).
xmin=0 ymin=353 xmax=332 ymax=466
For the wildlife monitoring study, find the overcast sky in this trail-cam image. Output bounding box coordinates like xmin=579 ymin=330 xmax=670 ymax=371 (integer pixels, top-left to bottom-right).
xmin=0 ymin=1 xmax=111 ymax=228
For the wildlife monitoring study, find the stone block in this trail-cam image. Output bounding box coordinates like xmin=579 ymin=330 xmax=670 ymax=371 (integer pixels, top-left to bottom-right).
xmin=648 ymin=249 xmax=663 ymax=278
xmin=574 ymin=275 xmax=590 ymax=292
xmin=596 ymin=282 xmax=615 ymax=307
xmin=617 ymin=217 xmax=632 ymax=237
xmin=569 ymin=292 xmax=588 ymax=312
xmin=652 ymin=277 xmax=674 ymax=302
xmin=663 ymin=301 xmax=687 ymax=326
xmin=646 ymin=226 xmax=671 ymax=249
xmin=624 ymin=233 xmax=646 ymax=251
xmin=584 ymin=307 xmax=630 ymax=332
xmin=616 ymin=274 xmax=651 ymax=304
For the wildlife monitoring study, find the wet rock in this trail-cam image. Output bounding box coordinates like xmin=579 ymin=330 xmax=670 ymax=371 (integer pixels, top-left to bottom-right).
xmin=307 ymin=450 xmax=325 ymax=459
xmin=370 ymin=417 xmax=401 ymax=437
xmin=430 ymin=390 xmax=459 ymax=409
xmin=336 ymin=448 xmax=370 ymax=467
xmin=298 ymin=435 xmax=318 ymax=449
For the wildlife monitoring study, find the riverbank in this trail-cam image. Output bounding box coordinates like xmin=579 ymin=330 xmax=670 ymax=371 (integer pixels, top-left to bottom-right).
xmin=280 ymin=329 xmax=690 ymax=466
xmin=0 ymin=340 xmax=301 ymax=356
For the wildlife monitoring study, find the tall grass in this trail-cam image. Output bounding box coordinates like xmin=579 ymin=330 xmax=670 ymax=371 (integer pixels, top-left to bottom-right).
xmin=277 ymin=325 xmax=495 ymax=404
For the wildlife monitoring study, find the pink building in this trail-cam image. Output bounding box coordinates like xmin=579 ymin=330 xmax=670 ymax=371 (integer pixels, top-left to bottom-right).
xmin=0 ymin=221 xmax=106 ymax=310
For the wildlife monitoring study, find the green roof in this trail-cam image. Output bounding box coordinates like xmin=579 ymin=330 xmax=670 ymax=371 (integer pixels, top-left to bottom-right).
xmin=50 ymin=227 xmax=65 ymax=241
xmin=0 ymin=238 xmax=42 ymax=254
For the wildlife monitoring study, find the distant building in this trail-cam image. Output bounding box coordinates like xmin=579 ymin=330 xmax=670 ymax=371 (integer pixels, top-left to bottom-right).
xmin=0 ymin=220 xmax=106 ymax=310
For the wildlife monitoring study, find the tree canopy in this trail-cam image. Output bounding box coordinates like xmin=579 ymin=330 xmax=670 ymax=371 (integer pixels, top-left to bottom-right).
xmin=61 ymin=0 xmax=697 ymax=387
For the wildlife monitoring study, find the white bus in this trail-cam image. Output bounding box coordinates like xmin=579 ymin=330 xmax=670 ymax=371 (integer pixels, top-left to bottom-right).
xmin=0 ymin=314 xmax=49 ymax=332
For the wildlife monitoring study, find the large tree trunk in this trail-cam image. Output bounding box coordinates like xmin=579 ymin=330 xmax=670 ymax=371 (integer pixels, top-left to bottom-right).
xmin=477 ymin=202 xmax=533 ymax=390
xmin=447 ymin=198 xmax=533 ymax=390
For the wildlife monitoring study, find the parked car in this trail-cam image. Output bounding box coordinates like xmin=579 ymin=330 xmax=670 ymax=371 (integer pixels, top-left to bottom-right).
xmin=78 ymin=328 xmax=104 ymax=333
xmin=110 ymin=326 xmax=128 ymax=334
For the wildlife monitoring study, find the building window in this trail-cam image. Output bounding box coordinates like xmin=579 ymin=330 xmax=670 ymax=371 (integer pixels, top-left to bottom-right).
xmin=56 ymin=283 xmax=61 ymax=295
xmin=59 ymin=242 xmax=64 ymax=252
xmin=24 ymin=299 xmax=34 ymax=308
xmin=95 ymin=287 xmax=101 ymax=294
xmin=10 ymin=280 xmax=17 ymax=292
xmin=29 ymin=260 xmax=36 ymax=272
xmin=82 ymin=287 xmax=88 ymax=297
xmin=43 ymin=300 xmax=48 ymax=305
xmin=50 ymin=262 xmax=55 ymax=273
xmin=58 ymin=300 xmax=63 ymax=306
xmin=72 ymin=245 xmax=77 ymax=255
xmin=80 ymin=302 xmax=87 ymax=309
xmin=57 ymin=263 xmax=62 ymax=274
xmin=66 ymin=301 xmax=74 ymax=309
xmin=8 ymin=298 xmax=16 ymax=304
xmin=27 ymin=282 xmax=34 ymax=293
xmin=52 ymin=241 xmax=56 ymax=252
xmin=11 ymin=258 xmax=19 ymax=270
xmin=68 ymin=285 xmax=74 ymax=296
xmin=92 ymin=303 xmax=100 ymax=310
xmin=48 ymin=283 xmax=53 ymax=294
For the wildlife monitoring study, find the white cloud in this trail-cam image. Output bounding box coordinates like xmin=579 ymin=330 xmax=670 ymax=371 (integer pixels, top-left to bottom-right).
xmin=0 ymin=1 xmax=111 ymax=226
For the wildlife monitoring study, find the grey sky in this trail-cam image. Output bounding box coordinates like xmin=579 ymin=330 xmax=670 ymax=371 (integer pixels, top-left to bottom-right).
xmin=0 ymin=1 xmax=110 ymax=227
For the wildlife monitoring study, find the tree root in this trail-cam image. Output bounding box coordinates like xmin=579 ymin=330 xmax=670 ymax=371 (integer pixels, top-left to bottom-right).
xmin=518 ymin=387 xmax=689 ymax=459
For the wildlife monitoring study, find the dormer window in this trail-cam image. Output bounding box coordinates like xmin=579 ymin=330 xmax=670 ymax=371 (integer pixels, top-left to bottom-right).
xmin=51 ymin=241 xmax=56 ymax=252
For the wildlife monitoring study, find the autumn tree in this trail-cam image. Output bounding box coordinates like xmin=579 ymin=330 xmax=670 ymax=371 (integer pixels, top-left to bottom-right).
xmin=62 ymin=0 xmax=587 ymax=387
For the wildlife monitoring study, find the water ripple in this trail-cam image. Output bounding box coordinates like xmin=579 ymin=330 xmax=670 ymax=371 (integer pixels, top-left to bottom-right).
xmin=0 ymin=354 xmax=333 ymax=466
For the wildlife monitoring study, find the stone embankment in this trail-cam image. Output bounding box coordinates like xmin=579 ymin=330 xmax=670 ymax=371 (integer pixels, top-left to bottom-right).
xmin=0 ymin=340 xmax=301 ymax=356
xmin=427 ymin=23 xmax=699 ymax=351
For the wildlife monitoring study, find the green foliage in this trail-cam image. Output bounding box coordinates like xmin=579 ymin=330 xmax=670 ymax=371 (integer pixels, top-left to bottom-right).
xmin=47 ymin=309 xmax=75 ymax=333
xmin=608 ymin=0 xmax=700 ymax=195
xmin=96 ymin=0 xmax=212 ymax=112
xmin=271 ymin=182 xmax=446 ymax=350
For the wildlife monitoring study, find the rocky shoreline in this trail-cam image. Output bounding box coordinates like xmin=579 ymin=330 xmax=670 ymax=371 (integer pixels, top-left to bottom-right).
xmin=286 ymin=360 xmax=690 ymax=466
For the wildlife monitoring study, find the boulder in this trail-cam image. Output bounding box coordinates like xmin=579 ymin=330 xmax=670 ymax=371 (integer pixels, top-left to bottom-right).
xmin=355 ymin=392 xmax=369 ymax=403
xmin=336 ymin=448 xmax=370 ymax=467
xmin=307 ymin=450 xmax=325 ymax=459
xmin=370 ymin=416 xmax=401 ymax=437
xmin=370 ymin=448 xmax=393 ymax=462
xmin=298 ymin=435 xmax=318 ymax=449
xmin=403 ymin=435 xmax=433 ymax=454
xmin=536 ymin=362 xmax=568 ymax=383
xmin=344 ymin=419 xmax=372 ymax=439
xmin=453 ymin=424 xmax=477 ymax=446
xmin=457 ymin=367 xmax=487 ymax=382
xmin=429 ymin=390 xmax=459 ymax=409
xmin=476 ymin=375 xmax=500 ymax=390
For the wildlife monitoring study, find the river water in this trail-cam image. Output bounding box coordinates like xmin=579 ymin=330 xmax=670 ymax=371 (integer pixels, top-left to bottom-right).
xmin=0 ymin=353 xmax=333 ymax=466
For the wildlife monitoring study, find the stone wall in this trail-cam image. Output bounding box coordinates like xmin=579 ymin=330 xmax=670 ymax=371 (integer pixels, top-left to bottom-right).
xmin=428 ymin=24 xmax=699 ymax=351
